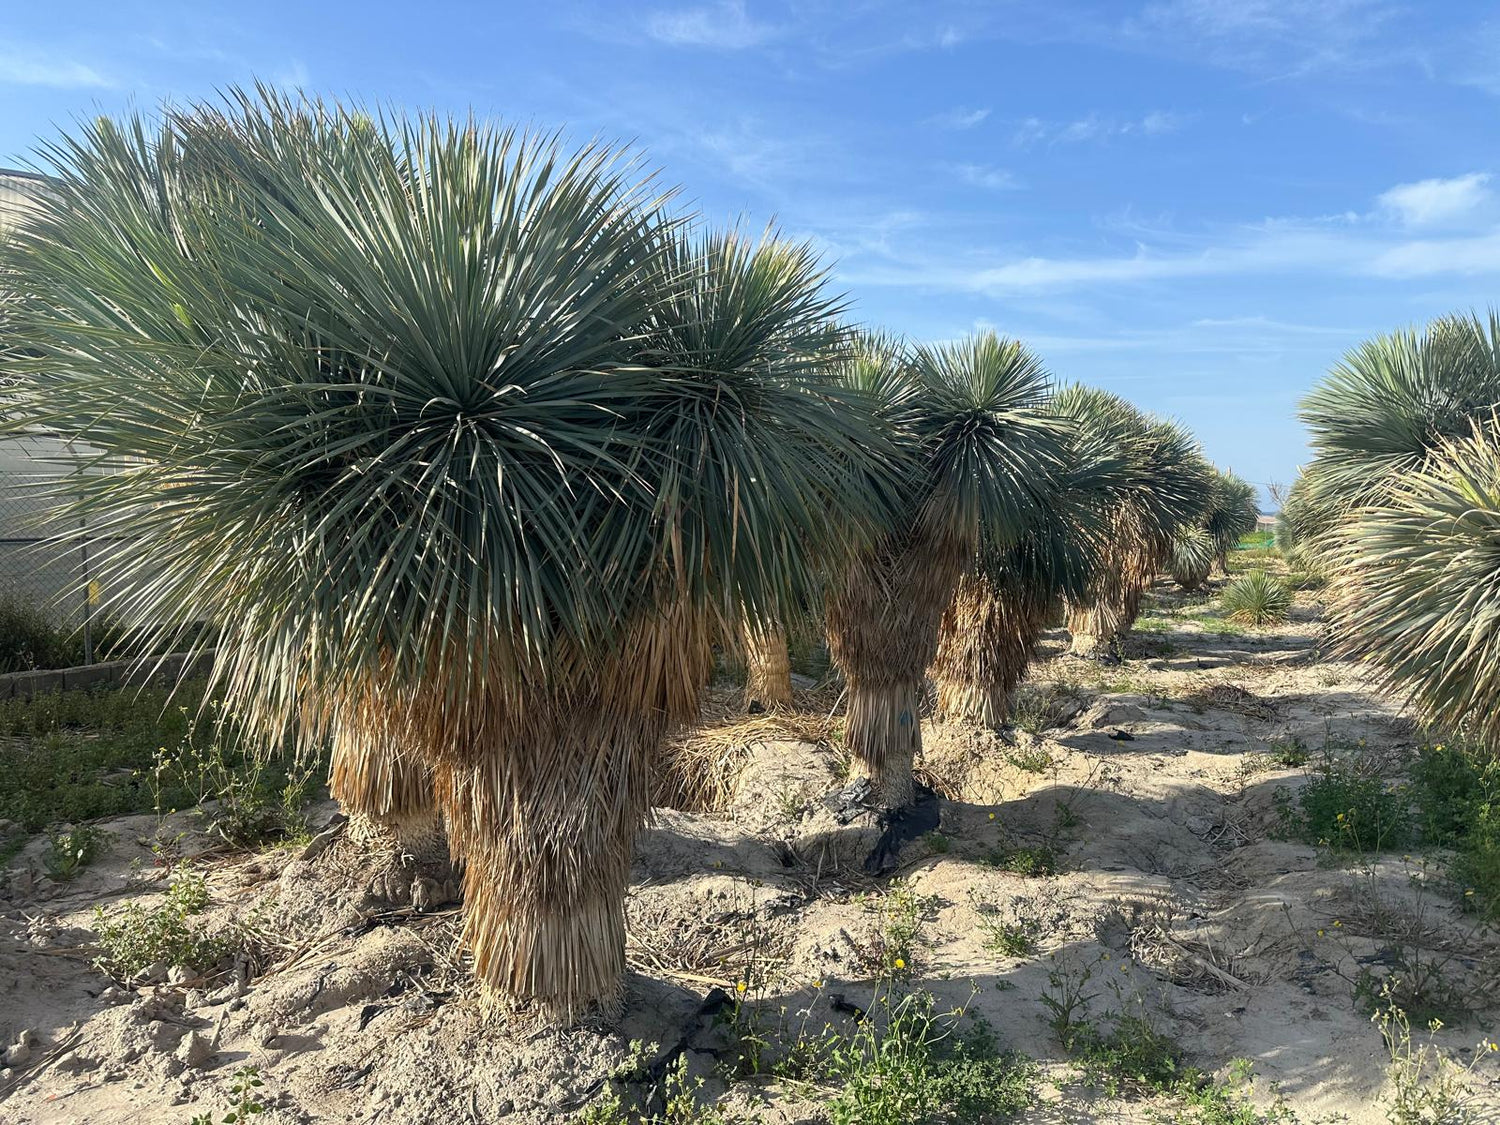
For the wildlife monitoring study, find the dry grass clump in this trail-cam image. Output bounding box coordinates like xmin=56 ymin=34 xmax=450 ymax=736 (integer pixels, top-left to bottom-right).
xmin=1110 ymin=898 xmax=1258 ymax=995
xmin=625 ymin=893 xmax=792 ymax=991
xmin=1184 ymin=683 xmax=1277 ymax=720
xmin=655 ymin=681 xmax=844 ymax=812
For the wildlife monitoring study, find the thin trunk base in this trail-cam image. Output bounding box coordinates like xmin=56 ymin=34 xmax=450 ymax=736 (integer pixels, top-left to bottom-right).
xmin=743 ymin=623 xmax=793 ymax=711
xmin=845 ymin=678 xmax=922 ymax=808
xmin=350 ymin=811 xmax=462 ymax=912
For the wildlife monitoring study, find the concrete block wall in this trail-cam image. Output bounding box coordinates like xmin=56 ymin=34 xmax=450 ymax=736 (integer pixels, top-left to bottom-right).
xmin=0 ymin=651 xmax=216 ymax=701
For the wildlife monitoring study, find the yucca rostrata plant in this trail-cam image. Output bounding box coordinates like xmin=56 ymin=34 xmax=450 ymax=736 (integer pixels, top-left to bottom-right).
xmin=1168 ymin=526 xmax=1217 ymax=592
xmin=1274 ymin=470 xmax=1335 ymax=572
xmin=1299 ymin=311 xmax=1500 ymax=551
xmin=1295 ymin=313 xmax=1500 ymax=742
xmin=1169 ymin=468 xmax=1259 ymax=592
xmin=1327 ymin=420 xmax=1500 ymax=747
xmin=930 ymin=413 xmax=1124 ymax=727
xmin=1057 ymin=387 xmax=1210 ymax=658
xmin=0 ymin=91 xmax=890 ymax=1020
xmin=1204 ymin=469 xmax=1260 ymax=571
xmin=824 ymin=332 xmax=1060 ymax=805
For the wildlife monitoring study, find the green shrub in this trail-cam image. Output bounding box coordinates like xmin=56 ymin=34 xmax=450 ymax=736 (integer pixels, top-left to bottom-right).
xmin=1220 ymin=571 xmax=1291 ymax=626
xmin=1409 ymin=741 xmax=1500 ymax=918
xmin=0 ymin=599 xmax=134 ymax=673
xmin=0 ymin=600 xmax=83 ymax=673
xmin=1450 ymin=841 xmax=1500 ymax=921
xmin=92 ymin=867 xmax=236 ymax=979
xmin=1410 ymin=742 xmax=1500 ymax=845
xmin=985 ymin=843 xmax=1058 ymax=877
xmin=823 ymin=993 xmax=1036 ymax=1125
xmin=1278 ymin=764 xmax=1411 ymax=851
xmin=0 ymin=683 xmax=324 ymax=844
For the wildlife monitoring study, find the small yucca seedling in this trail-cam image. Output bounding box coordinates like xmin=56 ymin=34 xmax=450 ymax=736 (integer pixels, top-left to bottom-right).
xmin=1221 ymin=570 xmax=1291 ymax=625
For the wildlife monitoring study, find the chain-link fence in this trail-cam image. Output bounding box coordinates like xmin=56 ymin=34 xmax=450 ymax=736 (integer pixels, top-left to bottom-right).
xmin=0 ymin=473 xmax=104 ymax=664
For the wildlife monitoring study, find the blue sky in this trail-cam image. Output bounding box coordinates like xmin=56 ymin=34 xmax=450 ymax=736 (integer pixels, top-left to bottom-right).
xmin=5 ymin=1 xmax=1500 ymax=502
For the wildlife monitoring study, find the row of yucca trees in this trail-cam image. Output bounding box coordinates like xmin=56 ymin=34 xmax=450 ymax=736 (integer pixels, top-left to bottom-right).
xmin=0 ymin=90 xmax=1230 ymax=1021
xmin=1282 ymin=310 xmax=1500 ymax=750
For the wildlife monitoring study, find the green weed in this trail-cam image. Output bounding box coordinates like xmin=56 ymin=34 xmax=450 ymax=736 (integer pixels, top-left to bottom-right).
xmin=1409 ymin=741 xmax=1500 ymax=919
xmin=577 ymin=1046 xmax=750 ymax=1125
xmin=1375 ymin=990 xmax=1494 ymax=1125
xmin=1265 ymin=737 xmax=1310 ymax=768
xmin=93 ymin=867 xmax=236 ymax=980
xmin=1004 ymin=743 xmax=1055 ymax=774
xmin=824 ymin=997 xmax=1035 ymax=1125
xmin=984 ymin=843 xmax=1058 ymax=877
xmin=0 ymin=683 xmax=323 ymax=851
xmin=188 ymin=1065 xmax=266 ymax=1125
xmin=1010 ymin=682 xmax=1083 ymax=735
xmin=1041 ymin=953 xmax=1299 ymax=1121
xmin=857 ymin=881 xmax=933 ymax=980
xmin=43 ymin=823 xmax=106 ymax=881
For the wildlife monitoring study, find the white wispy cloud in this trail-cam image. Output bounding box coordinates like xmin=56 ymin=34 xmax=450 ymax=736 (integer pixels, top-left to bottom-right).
xmin=1370 ymin=230 xmax=1500 ymax=278
xmin=690 ymin=117 xmax=821 ymax=190
xmin=1377 ymin=173 xmax=1492 ymax=227
xmin=929 ymin=106 xmax=990 ymax=130
xmin=950 ymin=163 xmax=1020 ymax=190
xmin=646 ymin=1 xmax=777 ymax=49
xmin=1012 ymin=110 xmax=1186 ymax=147
xmin=1020 ymin=316 xmax=1360 ymax=356
xmin=1125 ymin=0 xmax=1400 ymax=77
xmin=837 ymin=171 xmax=1500 ymax=295
xmin=0 ymin=46 xmax=111 ymax=88
xmin=270 ymin=60 xmax=310 ymax=90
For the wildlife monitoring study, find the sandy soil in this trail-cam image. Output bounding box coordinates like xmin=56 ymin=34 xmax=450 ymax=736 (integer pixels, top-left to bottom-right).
xmin=2 ymin=580 xmax=1498 ymax=1124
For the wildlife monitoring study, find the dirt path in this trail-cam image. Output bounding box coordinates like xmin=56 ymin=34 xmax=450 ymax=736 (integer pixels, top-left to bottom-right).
xmin=1 ymin=579 xmax=1497 ymax=1123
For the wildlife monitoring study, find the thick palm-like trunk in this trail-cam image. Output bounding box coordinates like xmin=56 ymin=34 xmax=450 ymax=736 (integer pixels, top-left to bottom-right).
xmin=932 ymin=572 xmax=1050 ymax=728
xmin=435 ymin=707 xmax=653 ymax=1021
xmin=417 ymin=608 xmax=712 ymax=1023
xmin=827 ymin=518 xmax=973 ymax=809
xmin=1067 ymin=591 xmax=1128 ymax=658
xmin=1068 ymin=531 xmax=1161 ymax=658
xmin=742 ymin=616 xmax=793 ymax=710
